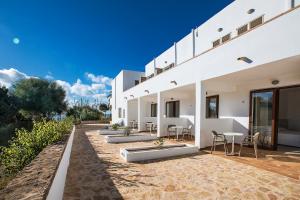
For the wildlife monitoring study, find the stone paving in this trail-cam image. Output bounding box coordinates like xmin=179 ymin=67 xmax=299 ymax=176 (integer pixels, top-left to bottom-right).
xmin=63 ymin=126 xmax=300 ymax=200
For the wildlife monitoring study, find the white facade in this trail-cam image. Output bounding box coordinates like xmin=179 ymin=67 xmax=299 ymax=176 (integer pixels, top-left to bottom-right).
xmin=111 ymin=0 xmax=300 ymax=149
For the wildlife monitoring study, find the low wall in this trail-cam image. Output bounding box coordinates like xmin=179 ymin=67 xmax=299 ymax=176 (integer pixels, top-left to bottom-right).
xmin=0 ymin=127 xmax=75 ymax=200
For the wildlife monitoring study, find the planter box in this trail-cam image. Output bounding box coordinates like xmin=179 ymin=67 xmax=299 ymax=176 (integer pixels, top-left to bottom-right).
xmin=105 ymin=134 xmax=157 ymax=143
xmin=120 ymin=144 xmax=198 ymax=162
xmin=98 ymin=130 xmax=125 ymax=135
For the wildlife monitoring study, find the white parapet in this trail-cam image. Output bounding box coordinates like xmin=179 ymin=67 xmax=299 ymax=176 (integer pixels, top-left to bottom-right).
xmin=120 ymin=144 xmax=198 ymax=162
xmin=105 ymin=134 xmax=157 ymax=143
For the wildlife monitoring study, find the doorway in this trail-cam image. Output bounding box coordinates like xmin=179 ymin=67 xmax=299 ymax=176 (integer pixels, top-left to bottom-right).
xmin=250 ymin=85 xmax=300 ymax=150
xmin=277 ymin=87 xmax=300 ymax=147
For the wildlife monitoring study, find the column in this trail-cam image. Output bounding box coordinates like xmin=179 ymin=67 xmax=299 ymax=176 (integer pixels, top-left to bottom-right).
xmin=195 ymin=81 xmax=205 ymax=148
xmin=157 ymin=92 xmax=164 ymax=137
xmin=125 ymin=100 xmax=129 ymax=126
xmin=138 ymin=97 xmax=145 ymax=132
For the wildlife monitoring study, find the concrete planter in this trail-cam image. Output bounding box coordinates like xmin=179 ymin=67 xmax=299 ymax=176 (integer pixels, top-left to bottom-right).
xmin=105 ymin=134 xmax=157 ymax=143
xmin=98 ymin=130 xmax=125 ymax=135
xmin=120 ymin=144 xmax=198 ymax=162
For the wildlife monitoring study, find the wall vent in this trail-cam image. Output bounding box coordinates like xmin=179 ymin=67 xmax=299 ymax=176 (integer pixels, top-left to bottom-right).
xmin=212 ymin=39 xmax=220 ymax=47
xmin=221 ymin=33 xmax=231 ymax=43
xmin=250 ymin=16 xmax=263 ymax=29
xmin=237 ymin=24 xmax=248 ymax=35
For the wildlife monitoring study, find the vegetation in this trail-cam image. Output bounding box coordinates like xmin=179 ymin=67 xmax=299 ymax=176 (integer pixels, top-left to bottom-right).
xmin=0 ymin=79 xmax=68 ymax=147
xmin=111 ymin=123 xmax=120 ymax=130
xmin=67 ymin=105 xmax=102 ymax=121
xmin=0 ymin=117 xmax=73 ymax=175
xmin=13 ymin=78 xmax=67 ymax=120
xmin=154 ymin=137 xmax=165 ymax=147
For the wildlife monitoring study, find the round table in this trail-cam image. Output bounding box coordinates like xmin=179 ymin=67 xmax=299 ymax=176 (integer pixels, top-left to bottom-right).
xmin=223 ymin=132 xmax=244 ymax=156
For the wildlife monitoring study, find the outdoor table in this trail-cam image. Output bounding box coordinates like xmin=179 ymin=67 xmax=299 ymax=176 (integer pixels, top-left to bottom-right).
xmin=223 ymin=132 xmax=244 ymax=156
xmin=169 ymin=126 xmax=184 ymax=140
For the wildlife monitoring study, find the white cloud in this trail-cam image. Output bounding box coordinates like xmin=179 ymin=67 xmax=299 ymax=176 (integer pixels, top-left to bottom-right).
xmin=0 ymin=68 xmax=29 ymax=87
xmin=0 ymin=68 xmax=111 ymax=105
xmin=45 ymin=74 xmax=54 ymax=80
xmin=85 ymin=72 xmax=112 ymax=86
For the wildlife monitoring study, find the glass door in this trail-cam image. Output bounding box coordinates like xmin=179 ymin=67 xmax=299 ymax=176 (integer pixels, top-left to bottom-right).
xmin=250 ymin=90 xmax=276 ymax=149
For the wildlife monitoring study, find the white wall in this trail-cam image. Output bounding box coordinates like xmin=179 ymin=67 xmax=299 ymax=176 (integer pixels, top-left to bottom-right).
xmin=155 ymin=46 xmax=176 ymax=68
xmin=176 ymin=32 xmax=193 ymax=65
xmin=195 ymin=0 xmax=287 ymax=55
xmin=145 ymin=60 xmax=155 ymax=77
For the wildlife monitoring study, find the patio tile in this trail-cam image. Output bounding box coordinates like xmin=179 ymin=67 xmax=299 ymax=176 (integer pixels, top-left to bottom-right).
xmin=63 ymin=125 xmax=300 ymax=200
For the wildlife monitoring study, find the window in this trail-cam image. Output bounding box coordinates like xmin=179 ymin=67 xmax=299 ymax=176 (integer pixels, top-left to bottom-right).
xmin=166 ymin=101 xmax=180 ymax=118
xmin=118 ymin=108 xmax=122 ymax=118
xmin=123 ymin=109 xmax=125 ymax=118
xmin=206 ymin=95 xmax=219 ymax=118
xmin=135 ymin=80 xmax=139 ymax=85
xmin=212 ymin=39 xmax=220 ymax=47
xmin=249 ymin=16 xmax=263 ymax=29
xmin=221 ymin=33 xmax=231 ymax=43
xmin=237 ymin=24 xmax=248 ymax=35
xmin=151 ymin=103 xmax=157 ymax=117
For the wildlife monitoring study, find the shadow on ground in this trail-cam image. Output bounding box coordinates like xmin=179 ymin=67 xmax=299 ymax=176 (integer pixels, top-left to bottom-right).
xmin=63 ymin=124 xmax=156 ymax=200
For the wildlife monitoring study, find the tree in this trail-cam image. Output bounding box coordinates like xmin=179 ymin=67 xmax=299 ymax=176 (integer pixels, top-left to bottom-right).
xmin=12 ymin=78 xmax=67 ymax=120
xmin=99 ymin=103 xmax=109 ymax=118
xmin=0 ymin=86 xmax=19 ymax=126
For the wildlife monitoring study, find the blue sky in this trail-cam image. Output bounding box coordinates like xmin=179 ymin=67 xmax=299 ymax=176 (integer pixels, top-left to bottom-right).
xmin=0 ymin=0 xmax=233 ymax=103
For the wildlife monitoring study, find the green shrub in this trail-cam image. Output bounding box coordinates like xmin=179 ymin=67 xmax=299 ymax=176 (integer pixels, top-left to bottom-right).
xmin=111 ymin=123 xmax=119 ymax=130
xmin=0 ymin=118 xmax=73 ymax=175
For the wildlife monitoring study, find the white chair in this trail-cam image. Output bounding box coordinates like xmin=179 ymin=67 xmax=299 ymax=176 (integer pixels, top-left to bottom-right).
xmin=183 ymin=125 xmax=193 ymax=140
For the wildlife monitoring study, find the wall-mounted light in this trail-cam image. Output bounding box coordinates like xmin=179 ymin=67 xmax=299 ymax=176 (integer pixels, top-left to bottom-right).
xmin=170 ymin=98 xmax=174 ymax=101
xmin=218 ymin=28 xmax=223 ymax=32
xmin=271 ymin=80 xmax=279 ymax=85
xmin=130 ymin=95 xmax=134 ymax=98
xmin=164 ymin=61 xmax=168 ymax=64
xmin=170 ymin=80 xmax=177 ymax=85
xmin=247 ymin=9 xmax=255 ymax=14
xmin=237 ymin=57 xmax=253 ymax=64
xmin=144 ymin=90 xmax=149 ymax=94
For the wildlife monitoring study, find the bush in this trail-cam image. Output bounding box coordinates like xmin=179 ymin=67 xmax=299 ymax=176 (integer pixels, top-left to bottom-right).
xmin=0 ymin=118 xmax=73 ymax=175
xmin=111 ymin=123 xmax=119 ymax=130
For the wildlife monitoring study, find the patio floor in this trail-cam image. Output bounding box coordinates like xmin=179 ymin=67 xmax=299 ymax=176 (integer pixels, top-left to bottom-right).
xmin=63 ymin=125 xmax=300 ymax=200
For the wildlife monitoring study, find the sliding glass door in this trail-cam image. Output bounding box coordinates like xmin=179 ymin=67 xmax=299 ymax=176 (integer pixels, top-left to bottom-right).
xmin=250 ymin=90 xmax=276 ymax=149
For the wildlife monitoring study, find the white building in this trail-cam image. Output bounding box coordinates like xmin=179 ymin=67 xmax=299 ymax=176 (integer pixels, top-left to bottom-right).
xmin=110 ymin=0 xmax=300 ymax=150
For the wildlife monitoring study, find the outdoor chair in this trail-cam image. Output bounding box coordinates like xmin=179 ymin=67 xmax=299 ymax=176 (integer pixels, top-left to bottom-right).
xmin=211 ymin=130 xmax=228 ymax=155
xmin=167 ymin=125 xmax=176 ymax=139
xmin=239 ymin=132 xmax=260 ymax=159
xmin=183 ymin=125 xmax=193 ymax=140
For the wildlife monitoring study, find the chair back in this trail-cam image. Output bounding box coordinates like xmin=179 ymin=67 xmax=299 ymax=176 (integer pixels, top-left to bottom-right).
xmin=212 ymin=130 xmax=218 ymax=137
xmin=188 ymin=125 xmax=193 ymax=130
xmin=168 ymin=124 xmax=176 ymax=128
xmin=253 ymin=132 xmax=260 ymax=143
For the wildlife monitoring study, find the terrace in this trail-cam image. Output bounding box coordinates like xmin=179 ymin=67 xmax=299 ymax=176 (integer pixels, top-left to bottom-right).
xmin=63 ymin=124 xmax=300 ymax=199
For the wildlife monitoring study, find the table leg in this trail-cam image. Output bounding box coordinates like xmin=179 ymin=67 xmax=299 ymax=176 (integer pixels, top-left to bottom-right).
xmin=231 ymin=136 xmax=235 ymax=154
xmin=176 ymin=129 xmax=179 ymax=140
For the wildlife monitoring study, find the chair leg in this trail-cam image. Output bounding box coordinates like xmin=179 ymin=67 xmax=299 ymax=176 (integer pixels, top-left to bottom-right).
xmin=223 ymin=143 xmax=227 ymax=155
xmin=211 ymin=140 xmax=215 ymax=154
xmin=239 ymin=143 xmax=243 ymax=157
